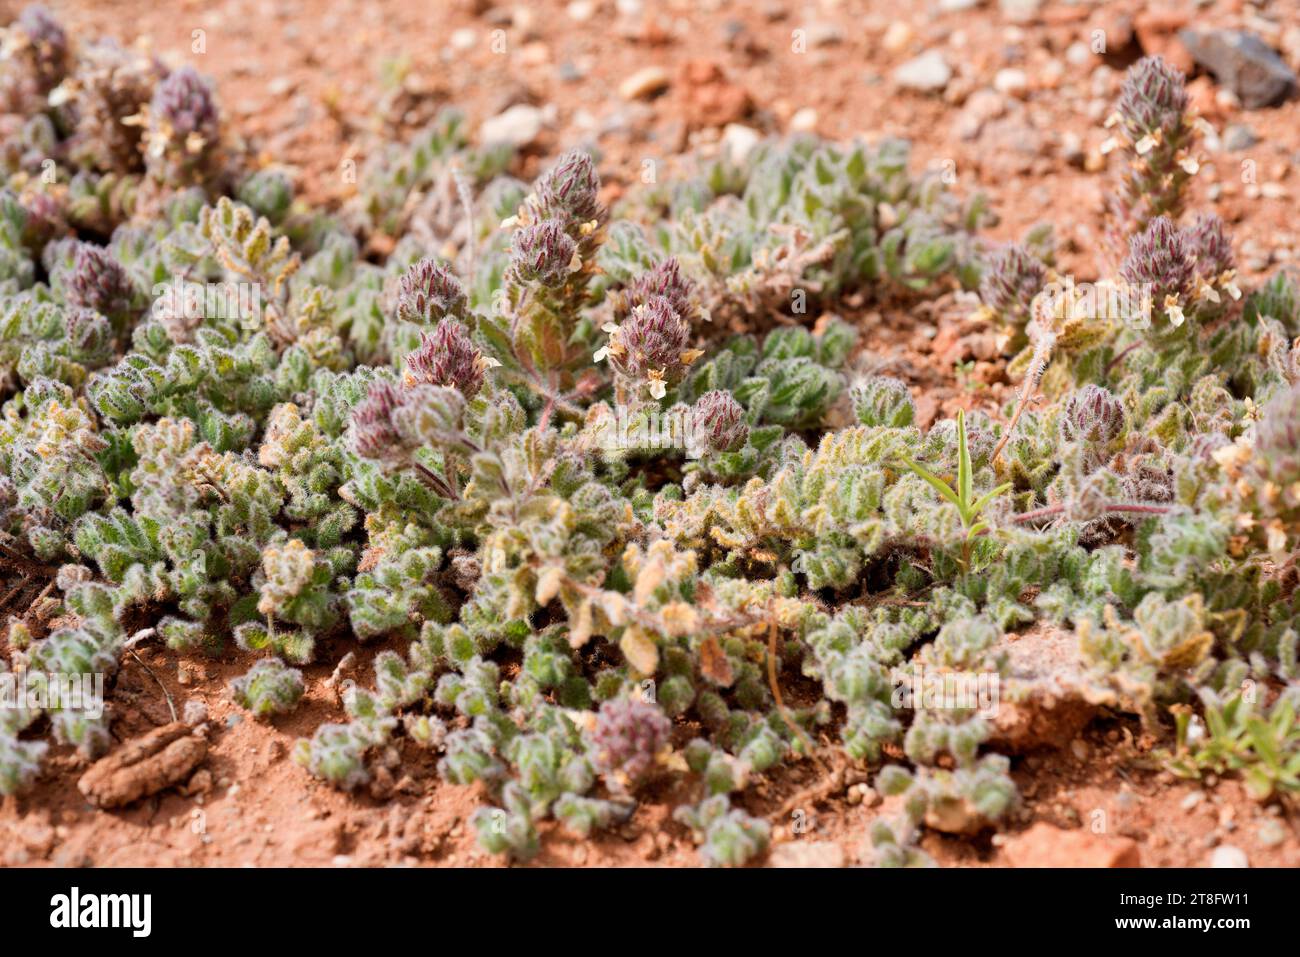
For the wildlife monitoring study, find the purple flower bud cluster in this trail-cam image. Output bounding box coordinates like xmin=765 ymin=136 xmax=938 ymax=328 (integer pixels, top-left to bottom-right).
xmin=349 ymin=378 xmax=469 ymax=471
xmin=145 ymin=66 xmax=220 ymax=185
xmin=1185 ymin=213 xmax=1234 ymax=282
xmin=612 ymin=295 xmax=691 ymax=379
xmin=66 ymin=243 xmax=135 ymax=322
xmin=404 ymin=318 xmax=485 ymax=399
xmin=19 ymin=190 xmax=66 ymax=250
xmin=625 ymin=256 xmax=697 ymax=320
xmin=530 ymin=149 xmax=603 ymax=230
xmin=1106 ymin=57 xmax=1197 ymax=254
xmin=14 ymin=5 xmax=70 ymax=93
xmin=395 ymin=258 xmax=469 ymax=325
xmin=151 ymin=67 xmax=218 ymax=146
xmin=979 ymin=243 xmax=1046 ymax=332
xmin=509 ymin=220 xmax=578 ymax=287
xmin=588 ymin=697 xmax=671 ymax=788
xmin=1117 ymin=56 xmax=1189 ymax=139
xmin=1120 ymin=216 xmax=1194 ymax=310
xmin=349 ymin=381 xmax=417 ymax=467
xmin=1060 ymin=384 xmax=1125 ymax=450
xmin=689 ymin=390 xmax=749 ymax=457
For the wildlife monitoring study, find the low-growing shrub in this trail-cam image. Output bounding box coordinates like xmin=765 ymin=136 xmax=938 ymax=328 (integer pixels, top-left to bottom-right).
xmin=1 ymin=9 xmax=1297 ymax=865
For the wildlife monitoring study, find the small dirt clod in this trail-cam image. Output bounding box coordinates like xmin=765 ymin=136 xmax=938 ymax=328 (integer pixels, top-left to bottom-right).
xmin=78 ymin=722 xmax=209 ymax=809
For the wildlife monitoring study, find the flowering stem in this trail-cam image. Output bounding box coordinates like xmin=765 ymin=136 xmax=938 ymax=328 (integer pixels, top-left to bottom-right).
xmin=991 ymin=325 xmax=1055 ymax=469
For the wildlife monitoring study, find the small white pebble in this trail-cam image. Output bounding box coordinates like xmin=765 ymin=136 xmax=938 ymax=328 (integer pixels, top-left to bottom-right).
xmin=790 ymin=108 xmax=818 ymax=133
xmin=1210 ymin=844 xmax=1249 ymax=868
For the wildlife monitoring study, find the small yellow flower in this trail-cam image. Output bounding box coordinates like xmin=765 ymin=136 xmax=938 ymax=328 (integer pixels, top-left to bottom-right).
xmin=1163 ymin=294 xmax=1185 ymax=327
xmin=47 ymin=82 xmax=74 ymax=108
xmin=1266 ymin=520 xmax=1288 ymax=555
xmin=593 ymin=322 xmax=619 ymax=363
xmin=1219 ymin=271 xmax=1242 ymax=300
xmin=500 ymin=203 xmax=535 ymax=231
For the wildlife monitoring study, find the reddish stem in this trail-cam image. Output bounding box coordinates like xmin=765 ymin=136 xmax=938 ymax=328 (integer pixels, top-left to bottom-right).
xmin=1105 ymin=341 xmax=1141 ymax=374
xmin=1012 ymin=502 xmax=1175 ymax=524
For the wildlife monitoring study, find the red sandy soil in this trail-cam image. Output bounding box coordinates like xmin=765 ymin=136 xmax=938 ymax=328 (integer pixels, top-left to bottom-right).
xmin=2 ymin=0 xmax=1299 ymax=867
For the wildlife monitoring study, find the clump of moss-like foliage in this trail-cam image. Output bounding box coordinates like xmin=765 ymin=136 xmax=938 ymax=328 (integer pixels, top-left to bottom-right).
xmin=1 ymin=11 xmax=1297 ymax=866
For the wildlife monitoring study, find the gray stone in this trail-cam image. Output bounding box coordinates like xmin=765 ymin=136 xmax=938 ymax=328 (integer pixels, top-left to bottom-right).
xmin=1180 ymin=30 xmax=1297 ymax=109
xmin=1222 ymin=123 xmax=1259 ymax=152
xmin=1257 ymin=818 xmax=1287 ymax=847
xmin=481 ymin=105 xmax=545 ymax=147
